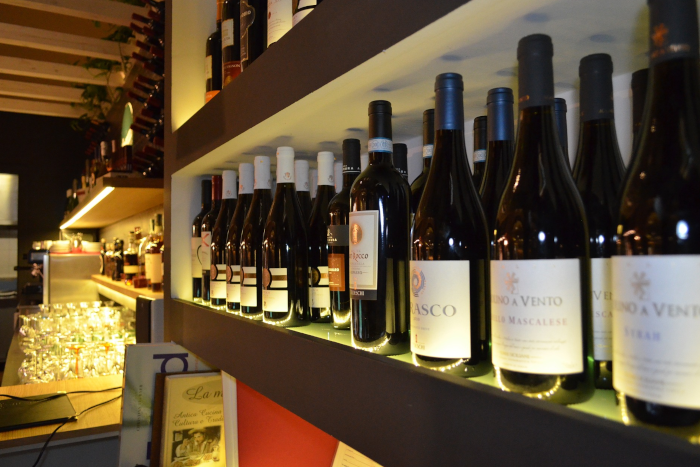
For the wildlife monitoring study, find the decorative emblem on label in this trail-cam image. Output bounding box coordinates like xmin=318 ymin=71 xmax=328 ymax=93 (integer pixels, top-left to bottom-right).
xmin=411 ymin=267 xmax=426 ymax=297
xmin=631 ymin=272 xmax=650 ymax=300
xmin=211 ymin=264 xmax=218 ymax=280
xmin=351 ymin=223 xmax=362 ymax=245
xmin=262 ymin=268 xmax=271 ymax=287
xmin=505 ymin=272 xmax=519 ymax=294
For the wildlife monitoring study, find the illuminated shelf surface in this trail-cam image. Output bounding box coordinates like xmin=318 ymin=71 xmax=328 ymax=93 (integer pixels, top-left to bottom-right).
xmin=91 ymin=274 xmax=163 ymax=300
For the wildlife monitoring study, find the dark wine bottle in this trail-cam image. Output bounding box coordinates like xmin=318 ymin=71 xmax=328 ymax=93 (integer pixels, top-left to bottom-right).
xmin=492 ymin=34 xmax=594 ymax=405
xmin=410 ymin=109 xmax=434 ymax=215
xmin=572 ymin=54 xmax=624 ymax=390
xmin=226 ymin=163 xmax=254 ymax=313
xmin=267 ymin=0 xmax=292 ymax=46
xmin=554 ymin=97 xmax=571 ymax=170
xmin=240 ymin=0 xmax=266 ymax=71
xmin=479 ymin=87 xmax=515 ymax=234
xmin=328 ymin=139 xmax=361 ymax=329
xmin=294 ymin=159 xmax=312 ymax=222
xmin=123 ymin=231 xmax=139 ymax=285
xmin=209 ymin=170 xmax=238 ymax=309
xmin=411 ymin=73 xmax=492 ymax=377
xmin=201 ymin=175 xmax=223 ymax=305
xmin=240 ymin=156 xmax=272 ymax=318
xmin=349 ymin=100 xmax=411 ymax=355
xmin=614 ymin=0 xmax=700 ymax=428
xmin=308 ymin=151 xmax=335 ymax=322
xmin=222 ymin=0 xmax=242 ymax=86
xmin=205 ymin=0 xmax=223 ymax=102
xmin=629 ymin=68 xmax=650 ymax=164
xmin=392 ymin=143 xmax=408 ymax=180
xmin=192 ymin=179 xmax=212 ymax=302
xmin=472 ymin=116 xmax=487 ymax=189
xmin=262 ymin=147 xmax=309 ymax=327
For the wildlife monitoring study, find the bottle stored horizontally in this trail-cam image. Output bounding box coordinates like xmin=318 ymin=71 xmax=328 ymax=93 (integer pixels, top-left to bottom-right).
xmin=472 ymin=116 xmax=487 ymax=189
xmin=572 ymin=53 xmax=624 ymax=390
xmin=328 ymin=139 xmax=361 ymax=330
xmin=267 ymin=0 xmax=292 ymax=46
xmin=262 ymin=147 xmax=309 ymax=327
xmin=479 ymin=88 xmax=515 ymax=235
xmin=349 ymin=100 xmax=411 ymax=355
xmin=240 ymin=0 xmax=266 ymax=71
xmin=410 ymin=109 xmax=435 ymax=215
xmin=205 ymin=0 xmax=223 ymax=102
xmin=411 ymin=73 xmax=492 ymax=377
xmin=240 ymin=156 xmax=272 ymax=319
xmin=123 ymin=231 xmax=139 ymax=286
xmin=492 ymin=34 xmax=594 ymax=405
xmin=294 ymin=159 xmax=312 ymax=222
xmin=554 ymin=97 xmax=571 ymax=169
xmin=146 ymin=214 xmax=164 ymax=292
xmin=392 ymin=143 xmax=408 ymax=180
xmin=201 ymin=176 xmax=223 ymax=304
xmin=222 ymin=0 xmax=242 ymax=86
xmin=308 ymin=151 xmax=335 ymax=323
xmin=226 ymin=163 xmax=254 ymax=313
xmin=614 ymin=0 xmax=700 ymax=429
xmin=210 ymin=170 xmax=238 ymax=309
xmin=192 ymin=179 xmax=213 ymax=302
xmin=292 ymin=0 xmax=320 ymax=26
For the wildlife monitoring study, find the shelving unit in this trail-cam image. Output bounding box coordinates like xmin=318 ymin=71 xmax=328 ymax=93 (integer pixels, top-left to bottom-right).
xmin=61 ymin=175 xmax=163 ymax=230
xmin=91 ymin=274 xmax=163 ymax=300
xmin=164 ymin=0 xmax=700 ymax=465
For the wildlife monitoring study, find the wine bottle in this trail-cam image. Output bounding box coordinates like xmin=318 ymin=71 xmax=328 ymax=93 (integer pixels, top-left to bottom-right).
xmin=292 ymin=0 xmax=320 ymax=26
xmin=205 ymin=0 xmax=223 ymax=102
xmin=492 ymin=34 xmax=594 ymax=405
xmin=308 ymin=151 xmax=335 ymax=323
xmin=614 ymin=0 xmax=700 ymax=428
xmin=479 ymin=88 xmax=515 ymax=234
xmin=123 ymin=231 xmax=139 ymax=286
xmin=209 ymin=170 xmax=238 ymax=309
xmin=146 ymin=214 xmax=164 ymax=292
xmin=571 ymin=54 xmax=624 ymax=390
xmin=113 ymin=238 xmax=124 ymax=281
xmin=240 ymin=0 xmax=266 ymax=71
xmin=240 ymin=156 xmax=272 ymax=318
xmin=471 ymin=116 xmax=487 ymax=189
xmin=411 ymin=73 xmax=492 ymax=377
xmin=226 ymin=163 xmax=254 ymax=313
xmin=267 ymin=0 xmax=292 ymax=46
xmin=262 ymin=147 xmax=309 ymax=327
xmin=328 ymin=139 xmax=361 ymax=329
xmin=410 ymin=109 xmax=435 ymax=215
xmin=333 ymin=161 xmax=342 ymax=194
xmin=349 ymin=100 xmax=411 ymax=355
xmin=629 ymin=68 xmax=649 ymax=162
xmin=294 ymin=159 xmax=312 ymax=221
xmin=554 ymin=97 xmax=571 ymax=170
xmin=392 ymin=143 xmax=408 ymax=180
xmin=201 ymin=175 xmax=223 ymax=305
xmin=222 ymin=0 xmax=242 ymax=86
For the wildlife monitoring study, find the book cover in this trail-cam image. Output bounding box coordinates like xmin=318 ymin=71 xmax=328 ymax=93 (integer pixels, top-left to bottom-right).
xmin=161 ymin=373 xmax=226 ymax=467
xmin=118 ymin=343 xmax=214 ymax=467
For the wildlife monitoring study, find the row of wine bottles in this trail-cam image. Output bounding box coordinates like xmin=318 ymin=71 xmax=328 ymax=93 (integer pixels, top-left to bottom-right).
xmin=188 ymin=0 xmax=700 ymax=429
xmin=205 ymin=0 xmax=323 ymax=101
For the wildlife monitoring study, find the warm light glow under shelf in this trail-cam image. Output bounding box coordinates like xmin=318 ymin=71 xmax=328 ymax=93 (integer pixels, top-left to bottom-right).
xmin=60 ymin=187 xmax=115 ymax=230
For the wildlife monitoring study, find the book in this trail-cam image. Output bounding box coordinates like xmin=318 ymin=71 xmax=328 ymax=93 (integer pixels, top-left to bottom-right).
xmin=160 ymin=372 xmax=226 ymax=467
xmin=118 ymin=343 xmax=214 ymax=467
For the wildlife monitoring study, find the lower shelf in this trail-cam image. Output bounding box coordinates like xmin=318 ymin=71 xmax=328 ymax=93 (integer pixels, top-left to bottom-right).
xmin=167 ymin=299 xmax=700 ymax=467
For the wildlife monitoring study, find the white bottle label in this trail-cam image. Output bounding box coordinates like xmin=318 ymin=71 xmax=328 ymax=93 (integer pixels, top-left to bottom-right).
xmin=410 ymin=261 xmax=471 ymax=358
xmin=210 ymin=264 xmax=227 ymax=299
xmin=367 ymin=138 xmax=392 ymax=153
xmin=348 ymin=210 xmax=379 ymax=300
xmin=292 ymin=8 xmax=311 ymax=26
xmin=612 ymin=255 xmax=700 ymax=409
xmin=309 ymin=266 xmax=330 ymax=307
xmin=490 ymin=259 xmax=583 ymax=375
xmin=145 ymin=253 xmax=162 ymax=283
xmin=200 ymin=231 xmax=211 ymax=270
xmin=591 ymin=257 xmax=612 ymax=361
xmin=205 ymin=55 xmax=213 ymax=80
xmin=222 ymin=19 xmax=234 ymax=48
xmin=422 ymin=144 xmax=434 ymax=158
xmin=191 ymin=237 xmax=202 ymax=279
xmin=267 ymin=0 xmax=292 ymax=45
xmin=263 ymin=267 xmax=288 ymax=312
xmin=474 ymin=149 xmax=486 ymax=163
xmin=124 ymin=264 xmax=139 ymax=275
xmin=227 ymin=264 xmax=241 ymax=303
xmin=240 ymin=266 xmax=257 ymax=306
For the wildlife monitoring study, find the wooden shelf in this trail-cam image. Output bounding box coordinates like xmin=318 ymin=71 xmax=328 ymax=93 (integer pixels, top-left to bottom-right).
xmin=61 ymin=175 xmax=163 ymax=230
xmin=91 ymin=274 xmax=163 ymax=300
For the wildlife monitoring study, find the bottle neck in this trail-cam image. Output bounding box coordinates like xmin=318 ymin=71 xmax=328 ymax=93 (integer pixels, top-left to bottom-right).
xmin=515 ymin=106 xmax=568 ymax=172
xmin=368 ymin=151 xmax=393 ymax=166
xmin=343 ymin=172 xmax=359 ymax=188
xmin=422 ymin=157 xmax=432 ymax=172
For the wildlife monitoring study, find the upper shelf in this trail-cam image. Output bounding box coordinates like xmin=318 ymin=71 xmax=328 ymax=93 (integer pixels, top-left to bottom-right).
xmin=169 ymin=0 xmax=652 ymax=176
xmin=61 ymin=175 xmax=163 ymax=230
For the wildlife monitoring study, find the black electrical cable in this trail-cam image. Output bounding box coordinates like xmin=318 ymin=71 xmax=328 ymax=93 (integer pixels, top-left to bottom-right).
xmin=0 ymin=386 xmax=121 ymax=403
xmin=31 ymin=394 xmax=122 ymax=467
